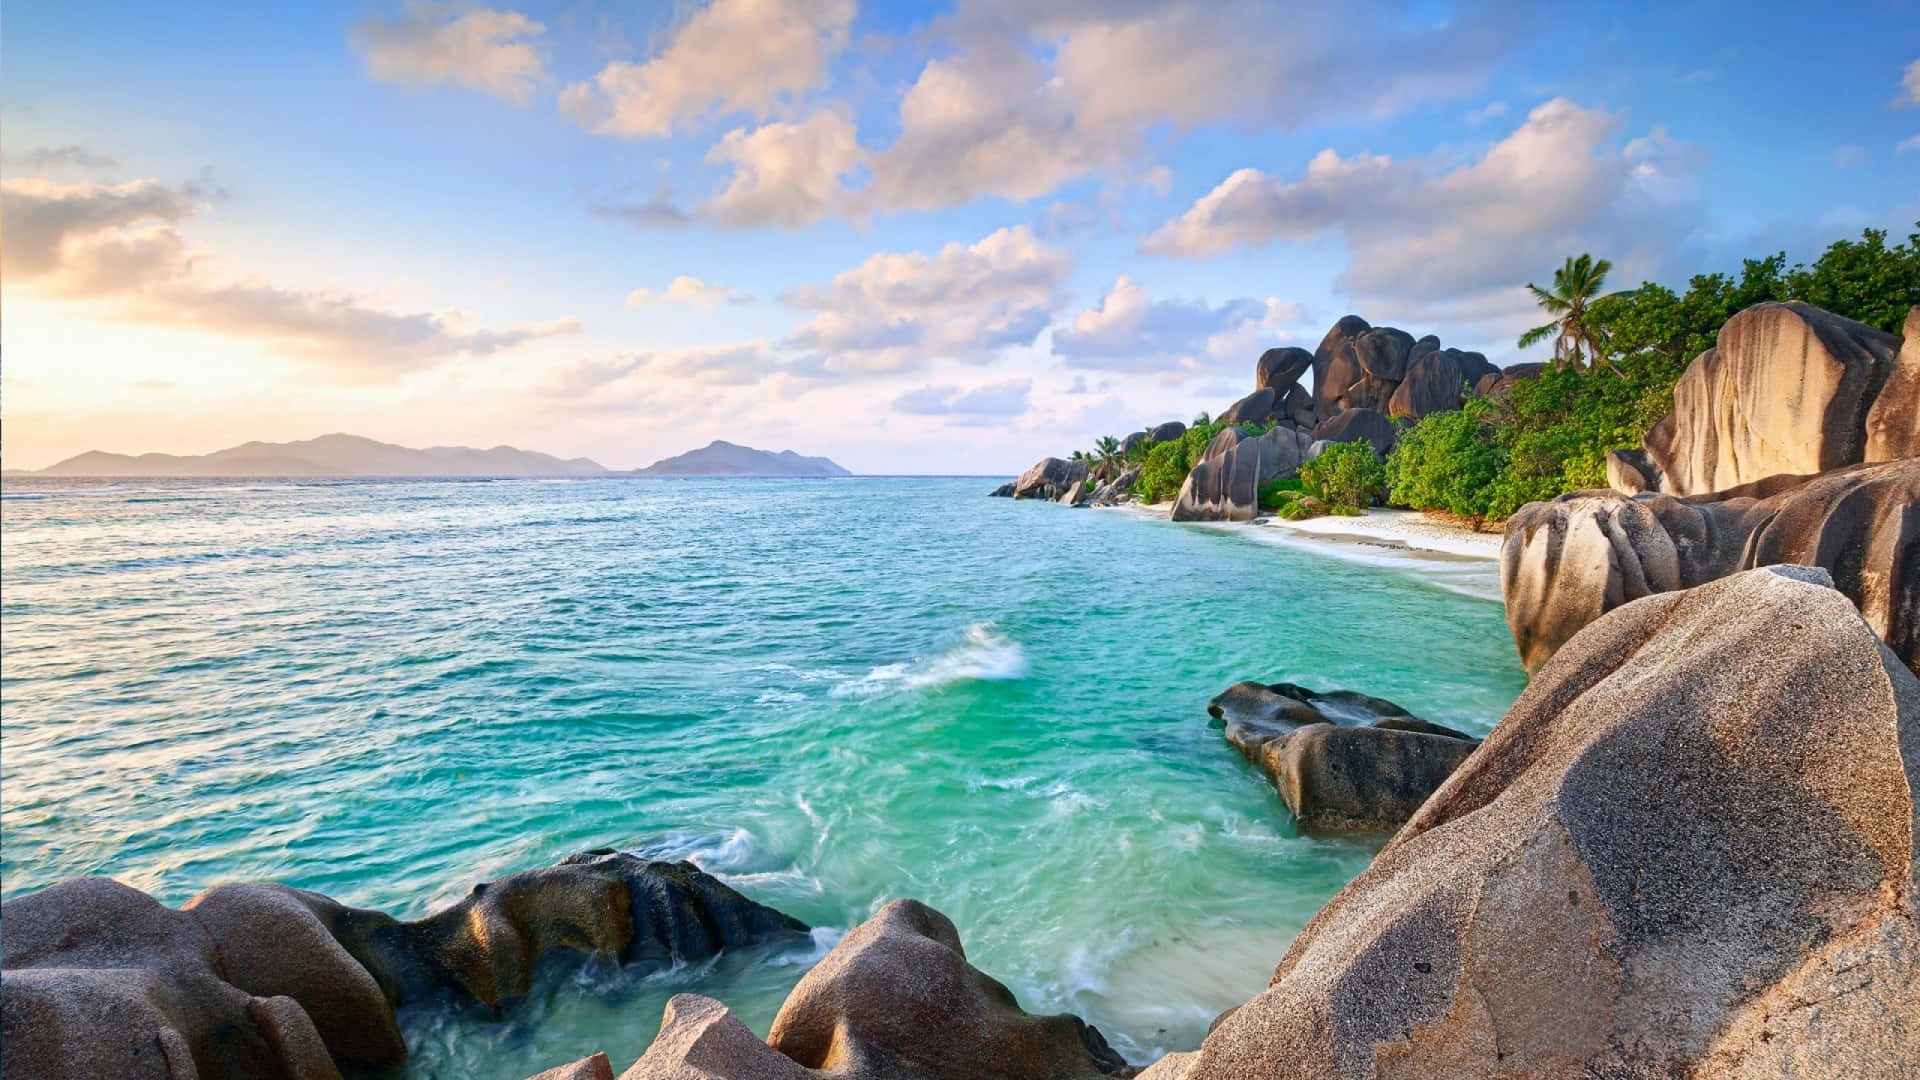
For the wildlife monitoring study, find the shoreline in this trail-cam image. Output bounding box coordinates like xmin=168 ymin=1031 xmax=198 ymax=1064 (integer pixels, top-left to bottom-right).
xmin=1114 ymin=502 xmax=1504 ymax=601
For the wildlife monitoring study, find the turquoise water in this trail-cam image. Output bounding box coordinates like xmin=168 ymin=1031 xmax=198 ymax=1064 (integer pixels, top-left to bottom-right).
xmin=0 ymin=477 xmax=1527 ymax=1077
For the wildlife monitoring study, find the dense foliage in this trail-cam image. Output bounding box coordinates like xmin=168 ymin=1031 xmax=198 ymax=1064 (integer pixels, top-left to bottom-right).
xmin=1385 ymin=226 xmax=1920 ymax=522
xmin=1299 ymin=441 xmax=1387 ymax=515
xmin=1134 ymin=419 xmax=1273 ymax=503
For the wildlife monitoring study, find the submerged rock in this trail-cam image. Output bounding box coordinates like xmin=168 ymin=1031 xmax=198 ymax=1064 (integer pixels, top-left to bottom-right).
xmin=987 ymin=482 xmax=1014 ymax=497
xmin=1175 ymin=565 xmax=1920 ymax=1078
xmin=1502 ymin=455 xmax=1920 ymax=675
xmin=593 ymin=901 xmax=1132 ymax=1080
xmin=1209 ymin=682 xmax=1478 ymax=835
xmin=1 ymin=852 xmax=809 ymax=1079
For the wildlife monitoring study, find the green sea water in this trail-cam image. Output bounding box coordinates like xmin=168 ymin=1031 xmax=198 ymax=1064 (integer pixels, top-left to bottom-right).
xmin=0 ymin=476 xmax=1527 ymax=1077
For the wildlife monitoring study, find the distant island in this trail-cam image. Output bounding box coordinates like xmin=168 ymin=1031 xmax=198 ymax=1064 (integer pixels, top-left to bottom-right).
xmin=16 ymin=433 xmax=851 ymax=478
xmin=633 ymin=440 xmax=850 ymax=477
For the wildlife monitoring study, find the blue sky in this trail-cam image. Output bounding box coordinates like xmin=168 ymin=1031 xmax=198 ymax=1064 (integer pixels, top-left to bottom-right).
xmin=4 ymin=0 xmax=1917 ymax=472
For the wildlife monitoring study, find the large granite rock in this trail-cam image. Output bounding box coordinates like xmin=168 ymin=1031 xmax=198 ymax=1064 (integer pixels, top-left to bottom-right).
xmin=1171 ymin=426 xmax=1312 ymax=522
xmin=1210 ymin=682 xmax=1478 ymax=835
xmin=1087 ymin=468 xmax=1137 ymax=507
xmin=1311 ymin=315 xmax=1372 ymax=417
xmin=1309 ymin=408 xmax=1398 ymax=459
xmin=1216 ymin=386 xmax=1280 ymax=426
xmin=1385 ymin=348 xmax=1466 ymax=421
xmin=768 ymin=900 xmax=1130 ymax=1080
xmin=1173 ymin=565 xmax=1920 ymax=1079
xmin=1631 ymin=301 xmax=1902 ymax=496
xmin=1475 ymin=361 xmax=1545 ymax=397
xmin=1256 ymin=347 xmax=1314 ymax=393
xmin=1013 ymin=457 xmax=1088 ymax=502
xmin=1 ymin=877 xmax=350 ymax=1080
xmin=1 ymin=852 xmax=810 ymax=1079
xmin=1502 ymin=456 xmax=1920 ymax=675
xmin=1866 ymin=307 xmax=1920 ymax=462
xmin=1352 ymin=327 xmax=1415 ymax=382
xmin=1148 ymin=420 xmax=1187 ymax=444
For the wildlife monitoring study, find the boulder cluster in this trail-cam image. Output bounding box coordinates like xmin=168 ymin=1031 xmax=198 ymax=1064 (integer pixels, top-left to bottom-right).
xmin=0 ymin=852 xmax=809 ymax=1078
xmin=1506 ymin=302 xmax=1920 ymax=675
xmin=1001 ymin=314 xmax=1541 ymax=522
xmin=1208 ymin=682 xmax=1478 ymax=834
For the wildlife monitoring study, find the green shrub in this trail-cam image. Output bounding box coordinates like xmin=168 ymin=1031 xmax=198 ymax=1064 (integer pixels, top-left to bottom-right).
xmin=1257 ymin=476 xmax=1304 ymax=510
xmin=1300 ymin=441 xmax=1386 ymax=512
xmin=1134 ymin=419 xmax=1273 ymax=504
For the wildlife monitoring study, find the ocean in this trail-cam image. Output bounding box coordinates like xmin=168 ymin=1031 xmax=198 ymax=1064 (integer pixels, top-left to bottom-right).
xmin=0 ymin=475 xmax=1528 ymax=1077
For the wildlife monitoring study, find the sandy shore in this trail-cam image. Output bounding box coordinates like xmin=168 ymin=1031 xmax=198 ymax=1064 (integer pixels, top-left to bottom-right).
xmin=1113 ymin=502 xmax=1504 ymax=600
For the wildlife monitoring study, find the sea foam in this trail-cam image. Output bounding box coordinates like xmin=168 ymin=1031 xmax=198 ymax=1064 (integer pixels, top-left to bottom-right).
xmin=829 ymin=622 xmax=1028 ymax=699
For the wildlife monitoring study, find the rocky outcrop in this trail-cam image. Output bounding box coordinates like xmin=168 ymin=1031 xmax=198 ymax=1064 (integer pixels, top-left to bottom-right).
xmin=1385 ymin=348 xmax=1466 ymax=421
xmin=1501 ymin=455 xmax=1920 ymax=675
xmin=1210 ymin=682 xmax=1478 ymax=835
xmin=1216 ymin=387 xmax=1281 ymax=426
xmin=1171 ymin=426 xmax=1312 ymax=522
xmin=1309 ymin=408 xmax=1399 ymax=458
xmin=1148 ymin=420 xmax=1187 ymax=444
xmin=555 ymin=901 xmax=1132 ymax=1080
xmin=987 ymin=482 xmax=1014 ymax=497
xmin=1 ymin=852 xmax=809 ymax=1079
xmin=1866 ymin=307 xmax=1920 ymax=461
xmin=1087 ymin=468 xmax=1138 ymax=507
xmin=1171 ymin=565 xmax=1920 ymax=1079
xmin=1013 ymin=457 xmax=1088 ymax=502
xmin=1256 ymin=347 xmax=1314 ymax=393
xmin=1311 ymin=315 xmax=1373 ymax=417
xmin=1619 ymin=302 xmax=1904 ymax=497
xmin=1475 ymin=361 xmax=1545 ymax=397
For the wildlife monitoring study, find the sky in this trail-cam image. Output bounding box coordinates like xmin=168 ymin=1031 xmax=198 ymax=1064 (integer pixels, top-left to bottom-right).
xmin=3 ymin=1 xmax=1917 ymax=474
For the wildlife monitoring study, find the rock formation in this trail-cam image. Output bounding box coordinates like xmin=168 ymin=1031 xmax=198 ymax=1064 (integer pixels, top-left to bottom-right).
xmin=1163 ymin=565 xmax=1920 ymax=1079
xmin=1087 ymin=468 xmax=1139 ymax=507
xmin=1256 ymin=347 xmax=1314 ymax=393
xmin=0 ymin=852 xmax=808 ymax=1079
xmin=538 ymin=901 xmax=1132 ymax=1080
xmin=1866 ymin=306 xmax=1920 ymax=461
xmin=1309 ymin=408 xmax=1399 ymax=459
xmin=1170 ymin=426 xmax=1312 ymax=522
xmin=1012 ymin=457 xmax=1088 ymax=502
xmin=1613 ymin=302 xmax=1906 ymax=497
xmin=1311 ymin=315 xmax=1374 ymax=418
xmin=1209 ymin=682 xmax=1478 ymax=834
xmin=1502 ymin=455 xmax=1919 ymax=675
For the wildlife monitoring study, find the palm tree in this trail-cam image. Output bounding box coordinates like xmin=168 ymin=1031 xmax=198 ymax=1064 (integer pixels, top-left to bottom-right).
xmin=1093 ymin=435 xmax=1121 ymax=480
xmin=1519 ymin=254 xmax=1612 ymax=370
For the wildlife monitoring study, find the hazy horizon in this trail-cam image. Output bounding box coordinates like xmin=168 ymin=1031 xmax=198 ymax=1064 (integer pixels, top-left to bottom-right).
xmin=5 ymin=1 xmax=1917 ymax=474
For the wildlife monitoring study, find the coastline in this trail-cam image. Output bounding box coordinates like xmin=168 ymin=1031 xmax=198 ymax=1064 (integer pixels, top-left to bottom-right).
xmin=1113 ymin=502 xmax=1504 ymax=601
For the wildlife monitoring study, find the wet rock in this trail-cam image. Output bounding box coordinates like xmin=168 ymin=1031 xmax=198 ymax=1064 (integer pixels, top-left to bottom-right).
xmin=1865 ymin=306 xmax=1920 ymax=461
xmin=1640 ymin=301 xmax=1901 ymax=495
xmin=1502 ymin=456 xmax=1920 ymax=675
xmin=1171 ymin=427 xmax=1312 ymax=522
xmin=1181 ymin=565 xmax=1920 ymax=1078
xmin=767 ymin=900 xmax=1131 ymax=1080
xmin=987 ymin=482 xmax=1014 ymax=497
xmin=1210 ymin=682 xmax=1478 ymax=835
xmin=1309 ymin=408 xmax=1398 ymax=458
xmin=1012 ymin=457 xmax=1088 ymax=501
xmin=1311 ymin=315 xmax=1372 ymax=417
xmin=2 ymin=852 xmax=811 ymax=1079
xmin=1256 ymin=347 xmax=1314 ymax=393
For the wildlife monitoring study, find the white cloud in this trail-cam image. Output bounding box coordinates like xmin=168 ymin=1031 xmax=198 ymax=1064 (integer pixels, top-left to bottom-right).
xmin=1051 ymin=276 xmax=1303 ymax=375
xmin=4 ymin=145 xmax=119 ymax=173
xmin=3 ymin=176 xmax=579 ymax=375
xmin=862 ymin=0 xmax=1525 ymax=212
xmin=1465 ymin=101 xmax=1510 ymax=125
xmin=781 ymin=225 xmax=1071 ymax=372
xmin=542 ymin=342 xmax=779 ymax=399
xmin=1899 ymin=135 xmax=1920 ymax=155
xmin=1903 ymin=58 xmax=1920 ymax=106
xmin=352 ymin=3 xmax=546 ymax=105
xmin=626 ymin=275 xmax=754 ymax=307
xmin=1142 ymin=99 xmax=1706 ymax=316
xmin=893 ymin=378 xmax=1033 ymax=422
xmin=702 ymin=111 xmax=865 ymax=227
xmin=561 ymin=0 xmax=854 ymax=137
